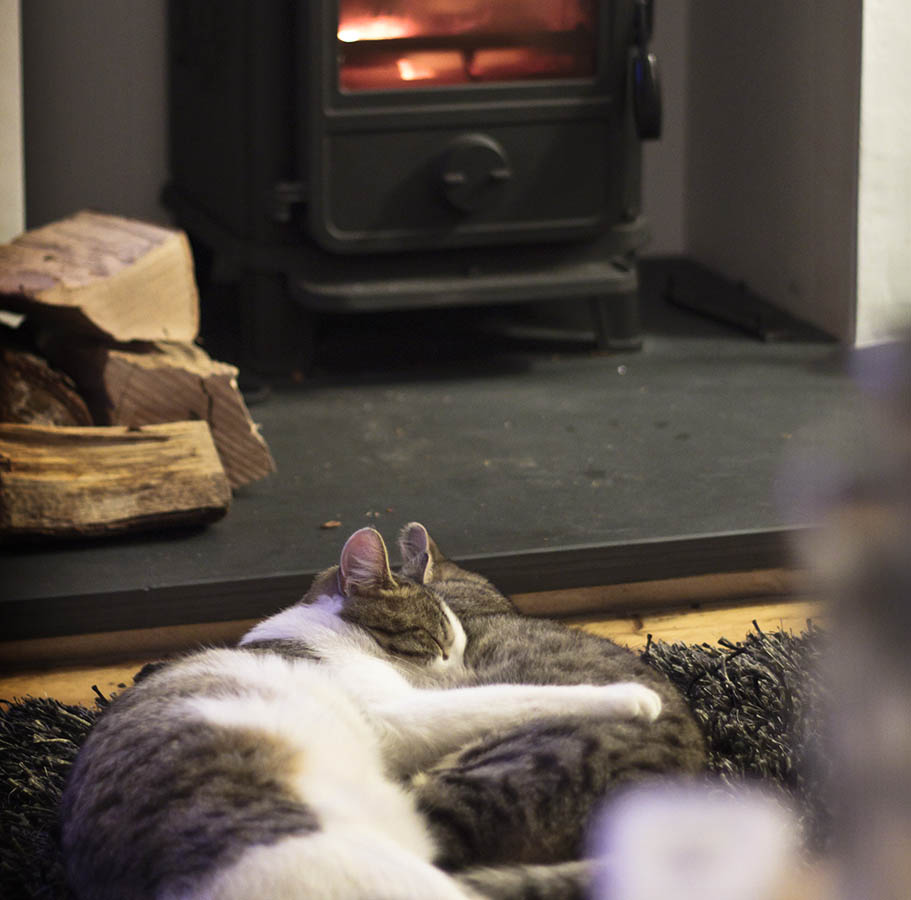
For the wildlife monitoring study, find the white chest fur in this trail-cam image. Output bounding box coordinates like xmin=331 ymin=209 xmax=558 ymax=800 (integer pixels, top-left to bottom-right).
xmin=181 ymin=649 xmax=436 ymax=861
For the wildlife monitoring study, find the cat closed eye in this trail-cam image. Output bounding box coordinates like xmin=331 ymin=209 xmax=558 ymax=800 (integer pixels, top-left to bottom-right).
xmin=426 ymin=630 xmax=449 ymax=660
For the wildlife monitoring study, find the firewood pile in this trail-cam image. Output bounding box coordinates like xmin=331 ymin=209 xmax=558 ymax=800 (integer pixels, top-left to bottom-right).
xmin=0 ymin=211 xmax=275 ymax=539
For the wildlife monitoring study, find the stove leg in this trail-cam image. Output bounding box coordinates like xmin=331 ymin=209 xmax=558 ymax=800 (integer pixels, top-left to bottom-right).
xmin=588 ymin=291 xmax=643 ymax=351
xmin=238 ymin=271 xmax=316 ymax=377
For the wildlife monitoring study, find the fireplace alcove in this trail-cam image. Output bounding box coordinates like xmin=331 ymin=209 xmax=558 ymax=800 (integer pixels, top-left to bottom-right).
xmin=164 ymin=0 xmax=660 ymax=372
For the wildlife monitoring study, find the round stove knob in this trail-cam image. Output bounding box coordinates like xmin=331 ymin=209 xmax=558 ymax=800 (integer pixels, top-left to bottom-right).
xmin=439 ymin=134 xmax=512 ymax=213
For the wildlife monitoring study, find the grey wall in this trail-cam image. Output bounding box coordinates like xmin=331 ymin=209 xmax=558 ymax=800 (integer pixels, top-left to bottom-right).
xmin=642 ymin=1 xmax=689 ymax=255
xmin=685 ymin=1 xmax=862 ymax=341
xmin=22 ymin=0 xmax=168 ymax=228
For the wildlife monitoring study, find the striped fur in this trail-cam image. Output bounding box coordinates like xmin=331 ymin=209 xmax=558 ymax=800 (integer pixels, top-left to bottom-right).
xmin=398 ymin=523 xmax=707 ymax=889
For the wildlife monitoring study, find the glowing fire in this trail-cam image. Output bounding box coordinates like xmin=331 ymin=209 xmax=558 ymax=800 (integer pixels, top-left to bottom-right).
xmin=396 ymin=57 xmax=434 ymax=81
xmin=337 ymin=15 xmax=417 ymax=43
xmin=336 ymin=3 xmax=596 ymax=91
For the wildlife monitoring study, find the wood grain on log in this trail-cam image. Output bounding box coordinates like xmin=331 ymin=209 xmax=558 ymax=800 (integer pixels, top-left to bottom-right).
xmin=42 ymin=339 xmax=276 ymax=489
xmin=0 ymin=346 xmax=93 ymax=426
xmin=0 ymin=421 xmax=231 ymax=539
xmin=0 ymin=211 xmax=199 ymax=342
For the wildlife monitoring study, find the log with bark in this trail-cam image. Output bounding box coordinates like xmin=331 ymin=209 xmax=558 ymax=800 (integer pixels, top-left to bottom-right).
xmin=0 ymin=210 xmax=199 ymax=343
xmin=0 ymin=421 xmax=231 ymax=539
xmin=0 ymin=211 xmax=274 ymax=541
xmin=0 ymin=344 xmax=93 ymax=427
xmin=41 ymin=338 xmax=276 ymax=489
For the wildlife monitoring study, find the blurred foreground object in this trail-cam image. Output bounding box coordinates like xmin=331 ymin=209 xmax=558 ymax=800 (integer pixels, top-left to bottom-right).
xmin=591 ymin=782 xmax=801 ymax=900
xmin=799 ymin=335 xmax=911 ymax=900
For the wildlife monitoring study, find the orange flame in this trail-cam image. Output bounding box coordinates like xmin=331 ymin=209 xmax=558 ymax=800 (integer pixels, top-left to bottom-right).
xmin=337 ymin=15 xmax=417 ymax=43
xmin=396 ymin=57 xmax=434 ymax=81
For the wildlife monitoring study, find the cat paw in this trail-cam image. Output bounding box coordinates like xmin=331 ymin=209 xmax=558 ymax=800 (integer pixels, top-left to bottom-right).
xmin=600 ymin=683 xmax=663 ymax=721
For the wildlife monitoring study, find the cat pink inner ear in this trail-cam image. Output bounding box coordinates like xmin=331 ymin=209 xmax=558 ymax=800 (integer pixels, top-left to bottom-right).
xmin=399 ymin=522 xmax=434 ymax=583
xmin=399 ymin=522 xmax=429 ymax=562
xmin=339 ymin=527 xmax=392 ymax=593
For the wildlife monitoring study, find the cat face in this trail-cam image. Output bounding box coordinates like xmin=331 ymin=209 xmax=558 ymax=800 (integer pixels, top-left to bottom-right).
xmin=337 ymin=527 xmax=460 ymax=664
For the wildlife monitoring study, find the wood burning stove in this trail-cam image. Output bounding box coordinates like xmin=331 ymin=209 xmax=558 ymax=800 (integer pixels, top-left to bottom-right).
xmin=165 ymin=0 xmax=660 ymax=370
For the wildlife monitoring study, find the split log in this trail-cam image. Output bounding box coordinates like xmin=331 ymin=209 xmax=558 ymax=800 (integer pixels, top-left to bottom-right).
xmin=0 ymin=420 xmax=230 ymax=537
xmin=0 ymin=421 xmax=231 ymax=539
xmin=0 ymin=211 xmax=199 ymax=342
xmin=0 ymin=345 xmax=93 ymax=426
xmin=41 ymin=339 xmax=276 ymax=489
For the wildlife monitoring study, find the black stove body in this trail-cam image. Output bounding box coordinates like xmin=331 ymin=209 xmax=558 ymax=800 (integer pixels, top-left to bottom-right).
xmin=166 ymin=0 xmax=660 ymax=368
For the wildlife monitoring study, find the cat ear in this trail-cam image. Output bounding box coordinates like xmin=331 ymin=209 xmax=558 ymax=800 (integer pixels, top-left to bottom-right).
xmin=339 ymin=527 xmax=394 ymax=595
xmin=399 ymin=522 xmax=435 ymax=583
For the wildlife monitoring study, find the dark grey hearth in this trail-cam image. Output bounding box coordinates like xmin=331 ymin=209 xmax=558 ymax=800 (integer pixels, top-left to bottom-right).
xmin=0 ymin=261 xmax=861 ymax=642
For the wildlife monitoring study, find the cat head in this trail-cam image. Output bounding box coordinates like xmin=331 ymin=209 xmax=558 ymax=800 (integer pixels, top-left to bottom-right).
xmin=332 ymin=526 xmax=460 ymax=664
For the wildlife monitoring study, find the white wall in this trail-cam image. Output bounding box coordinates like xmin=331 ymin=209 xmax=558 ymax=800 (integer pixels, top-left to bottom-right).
xmin=0 ymin=0 xmax=24 ymax=242
xmin=684 ymin=1 xmax=862 ymax=342
xmin=855 ymin=0 xmax=911 ymax=345
xmin=21 ymin=0 xmax=168 ymax=228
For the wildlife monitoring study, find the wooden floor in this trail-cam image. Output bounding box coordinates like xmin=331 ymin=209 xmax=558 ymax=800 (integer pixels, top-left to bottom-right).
xmin=0 ymin=591 xmax=821 ymax=708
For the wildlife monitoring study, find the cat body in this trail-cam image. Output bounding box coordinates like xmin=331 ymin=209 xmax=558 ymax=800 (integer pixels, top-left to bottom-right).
xmin=60 ymin=527 xmax=663 ymax=900
xmin=397 ymin=524 xmax=707 ymax=873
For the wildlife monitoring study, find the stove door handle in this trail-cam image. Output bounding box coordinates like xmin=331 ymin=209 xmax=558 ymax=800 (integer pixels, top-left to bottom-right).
xmin=631 ymin=0 xmax=661 ymax=141
xmin=632 ymin=48 xmax=662 ymax=141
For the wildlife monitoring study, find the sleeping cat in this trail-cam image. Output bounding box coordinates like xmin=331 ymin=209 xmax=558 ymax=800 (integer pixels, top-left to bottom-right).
xmin=395 ymin=523 xmax=707 ymax=882
xmin=59 ymin=526 xmax=663 ymax=900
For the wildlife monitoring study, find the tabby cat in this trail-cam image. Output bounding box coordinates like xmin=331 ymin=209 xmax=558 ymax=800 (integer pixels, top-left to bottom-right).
xmin=394 ymin=523 xmax=706 ymax=889
xmin=60 ymin=526 xmax=665 ymax=900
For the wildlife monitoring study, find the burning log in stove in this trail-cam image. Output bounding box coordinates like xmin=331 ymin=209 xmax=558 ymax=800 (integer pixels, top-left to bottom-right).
xmin=337 ymin=0 xmax=596 ymax=89
xmin=339 ymin=31 xmax=593 ymax=89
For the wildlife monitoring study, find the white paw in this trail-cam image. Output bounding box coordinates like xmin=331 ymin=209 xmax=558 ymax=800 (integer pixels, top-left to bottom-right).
xmin=599 ymin=683 xmax=663 ymax=721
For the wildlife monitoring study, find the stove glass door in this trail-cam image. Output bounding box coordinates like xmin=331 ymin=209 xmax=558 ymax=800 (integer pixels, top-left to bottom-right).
xmin=337 ymin=0 xmax=597 ymax=91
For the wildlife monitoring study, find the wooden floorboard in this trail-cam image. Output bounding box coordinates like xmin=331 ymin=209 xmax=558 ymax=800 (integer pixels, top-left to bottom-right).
xmin=0 ymin=595 xmax=821 ymax=709
xmin=573 ymin=596 xmax=822 ymax=649
xmin=0 ymin=661 xmax=151 ymax=708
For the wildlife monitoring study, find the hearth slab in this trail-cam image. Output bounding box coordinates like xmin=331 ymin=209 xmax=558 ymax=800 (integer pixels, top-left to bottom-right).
xmin=0 ymin=261 xmax=863 ymax=642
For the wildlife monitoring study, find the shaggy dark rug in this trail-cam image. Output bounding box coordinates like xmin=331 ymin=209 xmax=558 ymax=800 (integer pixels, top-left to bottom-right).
xmin=642 ymin=622 xmax=829 ymax=849
xmin=0 ymin=624 xmax=828 ymax=900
